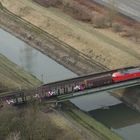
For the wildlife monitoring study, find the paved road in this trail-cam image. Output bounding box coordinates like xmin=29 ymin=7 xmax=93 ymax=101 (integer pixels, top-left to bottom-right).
xmin=93 ymin=0 xmax=140 ymax=22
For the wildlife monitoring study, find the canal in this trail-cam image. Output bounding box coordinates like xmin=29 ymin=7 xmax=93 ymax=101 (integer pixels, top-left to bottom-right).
xmin=0 ymin=28 xmax=140 ymax=140
xmin=0 ymin=28 xmax=77 ymax=83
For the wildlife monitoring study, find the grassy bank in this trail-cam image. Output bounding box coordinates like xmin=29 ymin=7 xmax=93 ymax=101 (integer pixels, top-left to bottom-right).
xmin=64 ymin=107 xmax=123 ymax=140
xmin=112 ymin=86 xmax=140 ymax=112
xmin=0 ymin=3 xmax=107 ymax=75
xmin=69 ymin=109 xmax=122 ymax=140
xmin=0 ymin=0 xmax=139 ymax=68
xmin=0 ymin=54 xmax=41 ymax=91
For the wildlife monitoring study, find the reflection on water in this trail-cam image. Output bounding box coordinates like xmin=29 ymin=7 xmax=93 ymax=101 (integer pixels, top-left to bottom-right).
xmin=89 ymin=103 xmax=140 ymax=140
xmin=71 ymin=91 xmax=121 ymax=111
xmin=89 ymin=104 xmax=140 ymax=129
xmin=0 ymin=28 xmax=77 ymax=83
xmin=20 ymin=45 xmax=36 ymax=73
xmin=113 ymin=123 xmax=140 ymax=140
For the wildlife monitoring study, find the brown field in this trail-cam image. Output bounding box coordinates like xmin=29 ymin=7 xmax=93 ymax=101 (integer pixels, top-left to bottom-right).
xmin=0 ymin=0 xmax=140 ymax=69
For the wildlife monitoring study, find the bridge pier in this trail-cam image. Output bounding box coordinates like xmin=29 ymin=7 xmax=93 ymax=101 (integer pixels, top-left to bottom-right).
xmin=13 ymin=92 xmax=27 ymax=105
xmin=55 ymin=101 xmax=62 ymax=110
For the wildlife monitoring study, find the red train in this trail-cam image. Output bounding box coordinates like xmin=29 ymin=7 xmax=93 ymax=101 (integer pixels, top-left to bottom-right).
xmin=37 ymin=66 xmax=140 ymax=98
xmin=85 ymin=66 xmax=140 ymax=89
xmin=5 ymin=66 xmax=140 ymax=106
xmin=112 ymin=68 xmax=140 ymax=82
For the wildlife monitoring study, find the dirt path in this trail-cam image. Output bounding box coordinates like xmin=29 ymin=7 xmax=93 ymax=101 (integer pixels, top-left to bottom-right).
xmin=0 ymin=7 xmax=108 ymax=76
xmin=1 ymin=0 xmax=140 ymax=69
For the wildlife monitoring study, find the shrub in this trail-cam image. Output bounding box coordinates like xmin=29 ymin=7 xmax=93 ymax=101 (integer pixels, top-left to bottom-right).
xmin=112 ymin=23 xmax=123 ymax=32
xmin=62 ymin=0 xmax=92 ymax=21
xmin=33 ymin=0 xmax=58 ymax=7
xmin=93 ymin=15 xmax=107 ymax=28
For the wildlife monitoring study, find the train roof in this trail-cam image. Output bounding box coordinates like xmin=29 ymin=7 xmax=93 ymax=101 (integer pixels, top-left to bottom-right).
xmin=120 ymin=68 xmax=140 ymax=74
xmin=112 ymin=67 xmax=140 ymax=77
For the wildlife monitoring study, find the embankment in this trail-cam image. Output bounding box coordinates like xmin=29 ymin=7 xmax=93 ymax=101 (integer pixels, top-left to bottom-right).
xmin=0 ymin=4 xmax=107 ymax=76
xmin=0 ymin=54 xmax=41 ymax=91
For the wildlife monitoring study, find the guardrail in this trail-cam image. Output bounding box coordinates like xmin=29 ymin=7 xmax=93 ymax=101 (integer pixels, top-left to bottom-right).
xmin=57 ymin=78 xmax=140 ymax=101
xmin=3 ymin=77 xmax=138 ymax=103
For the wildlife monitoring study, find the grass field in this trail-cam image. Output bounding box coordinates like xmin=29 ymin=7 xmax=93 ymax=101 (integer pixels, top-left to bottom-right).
xmin=0 ymin=1 xmax=138 ymax=139
xmin=0 ymin=0 xmax=140 ymax=69
xmin=0 ymin=54 xmax=41 ymax=91
xmin=65 ymin=108 xmax=123 ymax=140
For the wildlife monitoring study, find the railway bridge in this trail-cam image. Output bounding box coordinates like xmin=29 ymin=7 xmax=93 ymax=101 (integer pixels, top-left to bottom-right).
xmin=0 ymin=66 xmax=140 ymax=105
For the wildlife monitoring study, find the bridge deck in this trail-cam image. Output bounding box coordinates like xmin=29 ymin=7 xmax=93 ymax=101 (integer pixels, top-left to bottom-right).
xmin=0 ymin=66 xmax=139 ymax=105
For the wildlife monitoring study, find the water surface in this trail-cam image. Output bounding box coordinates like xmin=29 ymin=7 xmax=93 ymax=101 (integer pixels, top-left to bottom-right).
xmin=0 ymin=28 xmax=77 ymax=83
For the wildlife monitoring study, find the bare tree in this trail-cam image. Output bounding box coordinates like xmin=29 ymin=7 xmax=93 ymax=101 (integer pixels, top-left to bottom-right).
xmin=6 ymin=132 xmax=21 ymax=140
xmin=107 ymin=0 xmax=118 ymax=27
xmin=62 ymin=0 xmax=91 ymax=21
xmin=33 ymin=0 xmax=58 ymax=7
xmin=112 ymin=23 xmax=123 ymax=32
xmin=93 ymin=15 xmax=107 ymax=28
xmin=132 ymin=23 xmax=140 ymax=42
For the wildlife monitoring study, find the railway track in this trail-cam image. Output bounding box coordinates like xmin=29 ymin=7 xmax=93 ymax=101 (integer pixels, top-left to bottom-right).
xmin=0 ymin=66 xmax=137 ymax=102
xmin=1 ymin=3 xmax=140 ymax=104
xmin=0 ymin=4 xmax=109 ymax=101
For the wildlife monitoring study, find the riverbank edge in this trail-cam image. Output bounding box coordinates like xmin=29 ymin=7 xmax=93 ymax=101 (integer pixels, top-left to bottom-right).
xmin=0 ymin=3 xmax=108 ymax=76
xmin=0 ymin=3 xmax=123 ymax=140
xmin=112 ymin=87 xmax=140 ymax=113
xmin=61 ymin=101 xmax=123 ymax=140
xmin=0 ymin=54 xmax=41 ymax=91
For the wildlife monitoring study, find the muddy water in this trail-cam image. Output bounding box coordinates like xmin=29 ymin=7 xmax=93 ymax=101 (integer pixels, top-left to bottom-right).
xmin=1 ymin=28 xmax=140 ymax=140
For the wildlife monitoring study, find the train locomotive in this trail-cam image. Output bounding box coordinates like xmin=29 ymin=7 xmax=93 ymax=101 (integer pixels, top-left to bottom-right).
xmin=112 ymin=67 xmax=140 ymax=82
xmin=37 ymin=66 xmax=140 ymax=98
